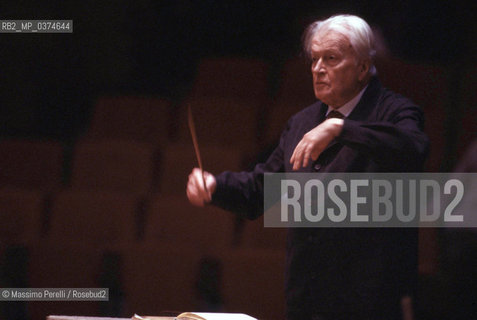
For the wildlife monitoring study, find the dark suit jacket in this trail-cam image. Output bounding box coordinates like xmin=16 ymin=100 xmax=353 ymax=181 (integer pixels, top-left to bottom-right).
xmin=212 ymin=77 xmax=429 ymax=319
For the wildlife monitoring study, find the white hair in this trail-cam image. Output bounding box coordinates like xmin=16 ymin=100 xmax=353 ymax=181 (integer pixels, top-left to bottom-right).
xmin=303 ymin=14 xmax=377 ymax=75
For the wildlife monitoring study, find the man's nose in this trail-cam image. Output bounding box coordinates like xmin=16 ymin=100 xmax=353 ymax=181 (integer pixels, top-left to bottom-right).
xmin=312 ymin=58 xmax=325 ymax=74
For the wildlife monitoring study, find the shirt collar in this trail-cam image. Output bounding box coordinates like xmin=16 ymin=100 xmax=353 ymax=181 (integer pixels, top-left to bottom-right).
xmin=326 ymin=84 xmax=368 ymax=118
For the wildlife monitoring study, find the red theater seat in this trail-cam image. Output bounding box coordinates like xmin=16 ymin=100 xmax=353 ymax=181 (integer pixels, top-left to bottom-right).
xmin=376 ymin=56 xmax=449 ymax=172
xmin=158 ymin=143 xmax=246 ymax=195
xmin=0 ymin=139 xmax=63 ymax=191
xmin=121 ymin=243 xmax=204 ymax=316
xmin=190 ymin=57 xmax=270 ymax=102
xmin=46 ymin=189 xmax=139 ymax=249
xmin=70 ymin=139 xmax=157 ymax=194
xmin=0 ymin=188 xmax=45 ymax=247
xmin=87 ymin=96 xmax=172 ymax=145
xmin=144 ymin=194 xmax=235 ymax=255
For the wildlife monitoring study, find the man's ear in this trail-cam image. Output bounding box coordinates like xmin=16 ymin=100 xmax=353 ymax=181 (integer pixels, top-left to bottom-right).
xmin=358 ymin=59 xmax=371 ymax=81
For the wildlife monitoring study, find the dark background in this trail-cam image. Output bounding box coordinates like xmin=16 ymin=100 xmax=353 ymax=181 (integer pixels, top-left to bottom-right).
xmin=0 ymin=0 xmax=474 ymax=146
xmin=0 ymin=2 xmax=476 ymax=319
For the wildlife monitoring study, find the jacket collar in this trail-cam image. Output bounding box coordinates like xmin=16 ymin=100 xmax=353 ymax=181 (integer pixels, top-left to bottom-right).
xmin=316 ymin=76 xmax=382 ymax=122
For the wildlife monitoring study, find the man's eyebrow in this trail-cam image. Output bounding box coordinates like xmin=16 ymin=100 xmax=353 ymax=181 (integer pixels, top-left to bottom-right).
xmin=312 ymin=38 xmax=349 ymax=48
xmin=311 ymin=46 xmax=343 ymax=54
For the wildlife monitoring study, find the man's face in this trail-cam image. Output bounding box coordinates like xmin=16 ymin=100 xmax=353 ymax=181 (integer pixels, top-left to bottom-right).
xmin=310 ymin=30 xmax=367 ymax=108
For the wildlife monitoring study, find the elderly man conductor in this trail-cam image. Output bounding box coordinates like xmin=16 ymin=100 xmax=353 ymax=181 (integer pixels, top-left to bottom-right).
xmin=187 ymin=14 xmax=429 ymax=320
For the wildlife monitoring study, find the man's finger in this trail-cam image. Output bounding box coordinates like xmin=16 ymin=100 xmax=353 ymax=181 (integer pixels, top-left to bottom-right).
xmin=293 ymin=154 xmax=302 ymax=171
xmin=311 ymin=149 xmax=320 ymax=161
xmin=291 ymin=142 xmax=303 ymax=168
xmin=290 ymin=138 xmax=306 ymax=165
xmin=291 ymin=149 xmax=299 ymax=170
xmin=303 ymin=149 xmax=310 ymax=168
xmin=203 ymin=172 xmax=213 ymax=202
xmin=290 ymin=149 xmax=296 ymax=164
xmin=194 ymin=169 xmax=209 ymax=199
xmin=189 ymin=169 xmax=204 ymax=196
xmin=186 ymin=179 xmax=205 ymax=207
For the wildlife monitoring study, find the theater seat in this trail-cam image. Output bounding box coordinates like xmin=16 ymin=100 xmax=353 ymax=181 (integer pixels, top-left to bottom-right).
xmin=27 ymin=245 xmax=114 ymax=320
xmin=87 ymin=96 xmax=172 ymax=145
xmin=121 ymin=243 xmax=205 ymax=316
xmin=376 ymin=56 xmax=449 ymax=172
xmin=144 ymin=194 xmax=235 ymax=255
xmin=0 ymin=139 xmax=63 ymax=191
xmin=70 ymin=139 xmax=157 ymax=194
xmin=189 ymin=57 xmax=270 ymax=102
xmin=0 ymin=188 xmax=46 ymax=247
xmin=158 ymin=143 xmax=246 ymax=195
xmin=176 ymin=97 xmax=262 ymax=148
xmin=46 ymin=189 xmax=140 ymax=249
